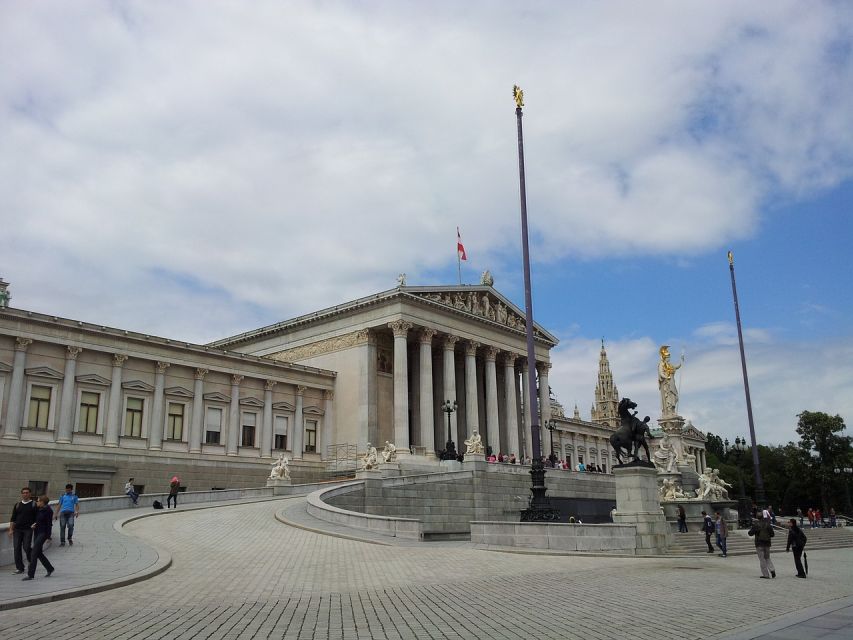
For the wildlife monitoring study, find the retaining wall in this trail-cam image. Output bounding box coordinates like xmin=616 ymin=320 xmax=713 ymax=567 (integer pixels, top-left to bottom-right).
xmin=470 ymin=521 xmax=638 ymax=553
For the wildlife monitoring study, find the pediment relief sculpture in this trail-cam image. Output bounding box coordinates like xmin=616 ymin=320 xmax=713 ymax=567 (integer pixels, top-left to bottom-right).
xmin=417 ymin=290 xmax=539 ymax=334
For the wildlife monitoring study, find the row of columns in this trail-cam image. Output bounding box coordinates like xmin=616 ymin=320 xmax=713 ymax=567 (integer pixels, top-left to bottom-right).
xmin=387 ymin=320 xmax=549 ymax=458
xmin=686 ymin=446 xmax=707 ymax=473
xmin=554 ymin=430 xmax=615 ymax=471
xmin=2 ymin=337 xmax=331 ymax=460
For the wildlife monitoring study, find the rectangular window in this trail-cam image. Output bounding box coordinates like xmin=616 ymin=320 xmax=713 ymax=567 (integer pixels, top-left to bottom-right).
xmin=125 ymin=397 xmax=144 ymax=437
xmin=241 ymin=412 xmax=256 ymax=447
xmin=28 ymin=480 xmax=48 ymax=496
xmin=305 ymin=420 xmax=317 ymax=453
xmin=205 ymin=407 xmax=222 ymax=445
xmin=80 ymin=391 xmax=100 ymax=433
xmin=27 ymin=385 xmax=52 ymax=429
xmin=273 ymin=415 xmax=288 ymax=450
xmin=167 ymin=403 xmax=184 ymax=440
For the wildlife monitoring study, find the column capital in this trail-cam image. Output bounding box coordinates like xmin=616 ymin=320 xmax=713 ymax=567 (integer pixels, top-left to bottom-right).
xmin=464 ymin=340 xmax=480 ymax=357
xmin=388 ymin=319 xmax=413 ymax=338
xmin=112 ymin=354 xmax=128 ymax=367
xmin=155 ymin=361 xmax=171 ymax=374
xmin=194 ymin=368 xmax=208 ymax=381
xmin=14 ymin=337 xmax=33 ymax=352
xmin=537 ymin=361 xmax=552 ymax=374
xmin=442 ymin=335 xmax=459 ymax=350
xmin=502 ymin=352 xmax=518 ymax=367
xmin=484 ymin=346 xmax=499 ymax=362
xmin=66 ymin=346 xmax=83 ymax=360
xmin=264 ymin=379 xmax=278 ymax=391
xmin=296 ymin=385 xmax=308 ymax=397
xmin=418 ymin=327 xmax=437 ymax=344
xmin=323 ymin=389 xmax=334 ymax=401
xmin=231 ymin=374 xmax=244 ymax=386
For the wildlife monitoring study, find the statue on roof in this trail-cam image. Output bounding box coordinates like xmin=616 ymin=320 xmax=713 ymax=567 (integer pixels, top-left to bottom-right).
xmin=397 ymin=273 xmax=407 ymax=287
xmin=480 ymin=270 xmax=494 ymax=286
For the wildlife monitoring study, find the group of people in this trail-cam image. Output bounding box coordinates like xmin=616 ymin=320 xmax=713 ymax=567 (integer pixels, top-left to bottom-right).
xmin=9 ymin=475 xmax=183 ymax=581
xmin=798 ymin=507 xmax=837 ymax=528
xmin=747 ymin=510 xmax=809 ymax=580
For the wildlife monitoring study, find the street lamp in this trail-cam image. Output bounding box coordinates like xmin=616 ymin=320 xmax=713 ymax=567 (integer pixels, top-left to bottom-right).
xmin=440 ymin=400 xmax=458 ymax=461
xmin=732 ymin=436 xmax=752 ymax=528
xmin=833 ymin=466 xmax=853 ymax=515
xmin=545 ymin=419 xmax=557 ymax=466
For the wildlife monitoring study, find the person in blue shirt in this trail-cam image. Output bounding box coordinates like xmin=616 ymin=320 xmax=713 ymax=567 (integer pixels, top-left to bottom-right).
xmin=23 ymin=495 xmax=54 ymax=580
xmin=54 ymin=483 xmax=79 ymax=546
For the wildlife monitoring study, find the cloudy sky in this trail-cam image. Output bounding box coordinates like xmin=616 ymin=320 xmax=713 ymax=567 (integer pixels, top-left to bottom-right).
xmin=2 ymin=1 xmax=852 ymax=446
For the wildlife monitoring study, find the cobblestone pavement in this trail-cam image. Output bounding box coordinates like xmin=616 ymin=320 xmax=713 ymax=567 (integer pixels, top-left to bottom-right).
xmin=1 ymin=498 xmax=852 ymax=639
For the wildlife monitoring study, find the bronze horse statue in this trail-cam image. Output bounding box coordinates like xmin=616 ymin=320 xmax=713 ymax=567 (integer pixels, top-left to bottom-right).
xmin=610 ymin=398 xmax=653 ymax=465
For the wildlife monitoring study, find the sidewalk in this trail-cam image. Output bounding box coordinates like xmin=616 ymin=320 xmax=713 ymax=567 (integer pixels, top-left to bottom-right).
xmin=0 ymin=496 xmax=287 ymax=611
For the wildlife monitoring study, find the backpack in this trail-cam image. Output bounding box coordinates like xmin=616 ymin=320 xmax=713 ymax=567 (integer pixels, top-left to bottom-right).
xmin=152 ymin=500 xmax=164 ymax=510
xmin=704 ymin=518 xmax=715 ymax=534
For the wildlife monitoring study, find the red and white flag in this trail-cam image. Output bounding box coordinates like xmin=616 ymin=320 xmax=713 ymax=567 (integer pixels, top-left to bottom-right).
xmin=457 ymin=227 xmax=467 ymax=261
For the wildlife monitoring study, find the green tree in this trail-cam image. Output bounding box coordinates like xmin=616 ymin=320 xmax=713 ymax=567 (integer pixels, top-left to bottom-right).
xmin=705 ymin=432 xmax=725 ymax=460
xmin=796 ymin=411 xmax=852 ymax=511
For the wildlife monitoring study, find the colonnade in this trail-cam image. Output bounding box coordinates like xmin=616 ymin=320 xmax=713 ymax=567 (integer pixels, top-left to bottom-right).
xmin=686 ymin=445 xmax=708 ymax=473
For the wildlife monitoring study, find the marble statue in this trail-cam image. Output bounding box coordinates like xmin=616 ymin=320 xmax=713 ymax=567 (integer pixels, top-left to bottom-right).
xmin=397 ymin=273 xmax=407 ymax=287
xmin=361 ymin=443 xmax=379 ymax=470
xmin=268 ymin=453 xmax=290 ymax=480
xmin=381 ymin=441 xmax=397 ymax=463
xmin=659 ymin=478 xmax=685 ymax=501
xmin=658 ymin=345 xmax=683 ymax=417
xmin=652 ymin=433 xmax=678 ymax=473
xmin=708 ymin=468 xmax=732 ymax=500
xmin=480 ymin=270 xmax=494 ymax=286
xmin=464 ymin=431 xmax=484 ymax=455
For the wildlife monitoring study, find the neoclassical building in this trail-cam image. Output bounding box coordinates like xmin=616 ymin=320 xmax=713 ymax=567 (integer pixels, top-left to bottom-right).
xmin=0 ymin=279 xmax=706 ymax=517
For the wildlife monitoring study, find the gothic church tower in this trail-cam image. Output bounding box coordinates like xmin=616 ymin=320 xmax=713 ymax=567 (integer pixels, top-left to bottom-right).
xmin=590 ymin=339 xmax=620 ymax=429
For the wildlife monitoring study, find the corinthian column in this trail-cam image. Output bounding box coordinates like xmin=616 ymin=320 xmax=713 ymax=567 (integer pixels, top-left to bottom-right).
xmin=323 ymin=390 xmax=335 ymax=456
xmin=226 ymin=375 xmax=243 ymax=456
xmin=56 ymin=346 xmax=83 ymax=443
xmin=261 ymin=380 xmax=277 ymax=458
xmin=503 ymin=354 xmax=520 ymax=457
xmin=388 ymin=320 xmax=413 ymax=455
xmin=464 ymin=341 xmax=480 ymax=441
xmin=292 ymin=385 xmax=306 ymax=459
xmin=484 ymin=346 xmax=500 ymax=455
xmin=418 ymin=328 xmax=436 ymax=457
xmin=3 ymin=338 xmax=32 ymax=439
xmin=442 ymin=335 xmax=459 ymax=443
xmin=149 ymin=362 xmax=169 ymax=451
xmin=537 ymin=362 xmax=552 ymax=459
xmin=188 ymin=368 xmax=207 ymax=453
xmin=105 ymin=354 xmax=128 ymax=447
xmin=521 ymin=361 xmax=531 ymax=459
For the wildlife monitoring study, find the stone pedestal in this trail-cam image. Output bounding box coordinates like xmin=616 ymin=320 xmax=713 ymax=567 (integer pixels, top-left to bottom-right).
xmin=266 ymin=476 xmax=292 ymax=496
xmin=355 ymin=468 xmax=382 ymax=481
xmin=613 ymin=465 xmax=670 ymax=555
xmin=465 ymin=453 xmax=486 ymax=463
xmin=379 ymin=462 xmax=402 ymax=477
xmin=439 ymin=459 xmax=462 ymax=473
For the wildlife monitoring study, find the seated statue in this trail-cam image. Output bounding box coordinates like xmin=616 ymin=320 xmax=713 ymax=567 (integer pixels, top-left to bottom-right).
xmin=659 ymin=477 xmax=685 ymax=501
xmin=361 ymin=443 xmax=379 ymax=471
xmin=696 ymin=467 xmax=713 ymax=500
xmin=652 ymin=433 xmax=678 ymax=474
xmin=463 ymin=431 xmax=484 ymax=455
xmin=381 ymin=441 xmax=397 ymax=463
xmin=268 ymin=453 xmax=290 ymax=480
xmin=708 ymin=468 xmax=732 ymax=500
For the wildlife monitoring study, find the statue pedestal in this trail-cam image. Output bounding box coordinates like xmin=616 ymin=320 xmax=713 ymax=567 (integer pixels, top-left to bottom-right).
xmin=613 ymin=465 xmax=670 ymax=555
xmin=677 ymin=464 xmax=700 ymax=495
xmin=465 ymin=453 xmax=486 ymax=463
xmin=355 ymin=468 xmax=382 ymax=480
xmin=266 ymin=476 xmax=292 ymax=496
xmin=439 ymin=459 xmax=462 ymax=473
xmin=379 ymin=462 xmax=401 ymax=477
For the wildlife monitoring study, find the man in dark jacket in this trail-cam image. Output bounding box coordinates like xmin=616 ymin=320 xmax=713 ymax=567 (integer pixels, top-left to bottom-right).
xmin=702 ymin=511 xmax=714 ymax=553
xmin=786 ymin=518 xmax=807 ymax=578
xmin=23 ymin=495 xmax=55 ymax=580
xmin=8 ymin=487 xmax=38 ymax=574
xmin=748 ymin=510 xmax=776 ymax=579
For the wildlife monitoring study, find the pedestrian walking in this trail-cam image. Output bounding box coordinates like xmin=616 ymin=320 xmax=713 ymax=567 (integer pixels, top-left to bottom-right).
xmin=55 ymin=483 xmax=79 ymax=546
xmin=715 ymin=512 xmax=728 ymax=557
xmin=796 ymin=507 xmax=803 ymax=527
xmin=702 ymin=511 xmax=714 ymax=553
xmin=785 ymin=518 xmax=807 ymax=579
xmin=807 ymin=508 xmax=815 ymax=528
xmin=167 ymin=476 xmax=180 ymax=509
xmin=124 ymin=478 xmax=139 ymax=505
xmin=23 ymin=495 xmax=55 ymax=580
xmin=748 ymin=510 xmax=776 ymax=579
xmin=8 ymin=487 xmax=38 ymax=575
xmin=677 ymin=505 xmax=688 ymax=533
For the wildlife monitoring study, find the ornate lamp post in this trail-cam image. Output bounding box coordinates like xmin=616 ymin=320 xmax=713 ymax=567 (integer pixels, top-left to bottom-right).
xmin=545 ymin=419 xmax=557 ymax=466
xmin=513 ymin=85 xmax=558 ymax=522
xmin=440 ymin=400 xmax=458 ymax=461
xmin=732 ymin=436 xmax=752 ymax=528
xmin=834 ymin=466 xmax=853 ymax=515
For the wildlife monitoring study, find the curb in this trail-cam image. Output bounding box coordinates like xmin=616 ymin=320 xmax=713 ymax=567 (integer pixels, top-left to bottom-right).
xmin=274 ymin=503 xmax=392 ymax=547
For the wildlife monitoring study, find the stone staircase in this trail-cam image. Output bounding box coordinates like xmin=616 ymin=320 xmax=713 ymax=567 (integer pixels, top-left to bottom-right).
xmin=667 ymin=524 xmax=853 ymax=556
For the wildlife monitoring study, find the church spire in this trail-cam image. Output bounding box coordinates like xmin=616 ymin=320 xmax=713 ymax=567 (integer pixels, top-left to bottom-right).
xmin=592 ymin=339 xmax=620 ymax=429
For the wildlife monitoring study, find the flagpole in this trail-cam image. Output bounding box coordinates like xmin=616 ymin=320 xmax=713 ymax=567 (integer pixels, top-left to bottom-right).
xmin=457 ymin=248 xmax=462 ymax=285
xmin=514 ymin=84 xmax=556 ymax=523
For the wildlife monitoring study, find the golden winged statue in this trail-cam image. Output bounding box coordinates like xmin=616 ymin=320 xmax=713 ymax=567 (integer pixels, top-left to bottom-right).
xmin=513 ymin=85 xmax=524 ymax=108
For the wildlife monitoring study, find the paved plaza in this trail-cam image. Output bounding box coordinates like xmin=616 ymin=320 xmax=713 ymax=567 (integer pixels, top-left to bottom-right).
xmin=1 ymin=497 xmax=852 ymax=639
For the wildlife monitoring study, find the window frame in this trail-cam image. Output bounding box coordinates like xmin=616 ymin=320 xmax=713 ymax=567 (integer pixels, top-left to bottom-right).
xmin=241 ymin=411 xmax=257 ymax=448
xmin=24 ymin=382 xmax=56 ymax=430
xmin=166 ymin=401 xmax=186 ymax=441
xmin=123 ymin=396 xmax=145 ymax=438
xmin=204 ymin=405 xmax=224 ymax=445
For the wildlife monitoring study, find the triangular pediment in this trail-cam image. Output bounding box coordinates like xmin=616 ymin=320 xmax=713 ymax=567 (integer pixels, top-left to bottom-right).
xmin=239 ymin=396 xmax=264 ymax=408
xmin=683 ymin=427 xmax=706 ymax=441
xmin=204 ymin=392 xmax=231 ymax=402
xmin=273 ymin=401 xmax=295 ymax=411
xmin=164 ymin=386 xmax=193 ymax=399
xmin=76 ymin=373 xmax=111 ymax=386
xmin=122 ymin=380 xmax=154 ymax=393
xmin=26 ymin=366 xmax=64 ymax=380
xmin=303 ymin=405 xmax=325 ymax=416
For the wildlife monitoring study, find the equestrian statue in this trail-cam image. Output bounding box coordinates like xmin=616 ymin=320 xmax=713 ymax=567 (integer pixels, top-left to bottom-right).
xmin=610 ymin=397 xmax=653 ymax=466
